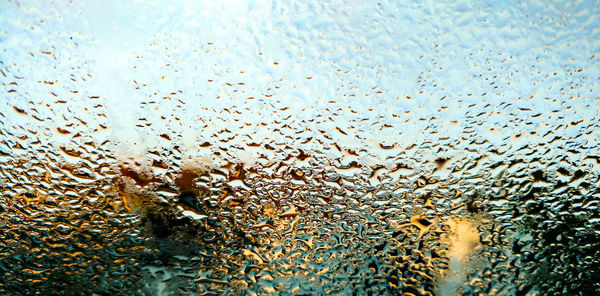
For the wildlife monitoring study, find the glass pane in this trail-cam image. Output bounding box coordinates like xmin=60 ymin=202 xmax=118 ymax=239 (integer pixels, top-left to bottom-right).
xmin=1 ymin=0 xmax=599 ymax=295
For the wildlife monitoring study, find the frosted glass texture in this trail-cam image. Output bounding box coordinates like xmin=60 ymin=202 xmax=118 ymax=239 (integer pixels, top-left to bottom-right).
xmin=1 ymin=0 xmax=600 ymax=295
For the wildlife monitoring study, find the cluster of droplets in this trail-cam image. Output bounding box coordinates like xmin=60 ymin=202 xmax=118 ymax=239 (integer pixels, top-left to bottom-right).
xmin=2 ymin=0 xmax=600 ymax=295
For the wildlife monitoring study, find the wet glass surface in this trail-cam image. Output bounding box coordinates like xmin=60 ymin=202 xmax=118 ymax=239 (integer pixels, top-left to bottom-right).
xmin=1 ymin=1 xmax=600 ymax=295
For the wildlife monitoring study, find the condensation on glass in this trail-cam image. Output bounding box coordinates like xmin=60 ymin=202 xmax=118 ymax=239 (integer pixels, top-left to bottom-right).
xmin=1 ymin=1 xmax=599 ymax=295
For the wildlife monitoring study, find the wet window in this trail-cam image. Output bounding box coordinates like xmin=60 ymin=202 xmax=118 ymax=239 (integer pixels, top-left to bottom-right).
xmin=1 ymin=1 xmax=600 ymax=295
